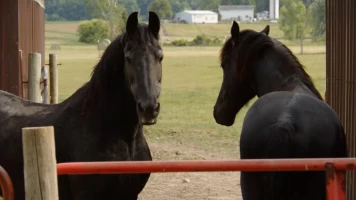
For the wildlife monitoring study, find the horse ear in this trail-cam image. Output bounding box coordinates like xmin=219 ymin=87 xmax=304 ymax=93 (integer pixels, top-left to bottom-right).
xmin=126 ymin=12 xmax=138 ymax=35
xmin=261 ymin=25 xmax=270 ymax=36
xmin=231 ymin=21 xmax=240 ymax=44
xmin=148 ymin=11 xmax=160 ymax=39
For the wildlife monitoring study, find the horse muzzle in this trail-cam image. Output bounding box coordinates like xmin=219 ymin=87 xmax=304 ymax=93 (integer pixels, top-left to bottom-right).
xmin=213 ymin=106 xmax=235 ymax=126
xmin=137 ymin=102 xmax=160 ymax=125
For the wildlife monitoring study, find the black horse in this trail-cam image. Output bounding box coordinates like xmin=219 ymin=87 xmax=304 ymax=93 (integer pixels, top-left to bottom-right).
xmin=213 ymin=22 xmax=348 ymax=200
xmin=0 ymin=11 xmax=163 ymax=200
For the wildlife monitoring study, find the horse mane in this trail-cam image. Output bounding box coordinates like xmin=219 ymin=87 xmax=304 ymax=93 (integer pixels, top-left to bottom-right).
xmin=220 ymin=29 xmax=323 ymax=100
xmin=272 ymin=40 xmax=323 ymax=100
xmin=80 ymin=34 xmax=125 ymax=118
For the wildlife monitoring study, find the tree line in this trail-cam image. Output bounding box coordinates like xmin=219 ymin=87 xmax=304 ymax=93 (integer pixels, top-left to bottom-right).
xmin=45 ymin=0 xmax=316 ymax=21
xmin=47 ymin=0 xmax=325 ymax=46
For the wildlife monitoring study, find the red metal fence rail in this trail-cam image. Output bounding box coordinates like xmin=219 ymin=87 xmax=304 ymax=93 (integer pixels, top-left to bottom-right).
xmin=57 ymin=158 xmax=356 ymax=174
xmin=56 ymin=158 xmax=356 ymax=200
xmin=2 ymin=158 xmax=355 ymax=200
xmin=0 ymin=166 xmax=14 ymax=200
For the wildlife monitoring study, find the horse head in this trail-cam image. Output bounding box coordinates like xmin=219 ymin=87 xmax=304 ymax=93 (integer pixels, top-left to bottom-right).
xmin=123 ymin=11 xmax=163 ymax=125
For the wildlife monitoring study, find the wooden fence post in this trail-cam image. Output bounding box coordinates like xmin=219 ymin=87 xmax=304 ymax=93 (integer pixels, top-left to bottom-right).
xmin=22 ymin=126 xmax=59 ymax=200
xmin=28 ymin=53 xmax=42 ymax=102
xmin=49 ymin=54 xmax=58 ymax=104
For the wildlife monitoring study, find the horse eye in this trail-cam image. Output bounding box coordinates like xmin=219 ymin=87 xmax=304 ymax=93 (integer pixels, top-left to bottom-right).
xmin=159 ymin=56 xmax=163 ymax=62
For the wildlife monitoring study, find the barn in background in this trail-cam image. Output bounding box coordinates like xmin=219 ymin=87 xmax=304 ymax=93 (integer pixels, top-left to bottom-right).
xmin=218 ymin=5 xmax=254 ymax=21
xmin=0 ymin=0 xmax=45 ymax=98
xmin=174 ymin=10 xmax=218 ymax=24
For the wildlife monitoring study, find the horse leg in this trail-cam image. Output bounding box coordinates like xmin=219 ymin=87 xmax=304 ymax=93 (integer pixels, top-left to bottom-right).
xmin=58 ymin=175 xmax=73 ymax=200
xmin=303 ymin=172 xmax=326 ymax=200
xmin=68 ymin=174 xmax=144 ymax=200
xmin=116 ymin=194 xmax=138 ymax=200
xmin=240 ymin=172 xmax=264 ymax=200
xmin=68 ymin=175 xmax=109 ymax=200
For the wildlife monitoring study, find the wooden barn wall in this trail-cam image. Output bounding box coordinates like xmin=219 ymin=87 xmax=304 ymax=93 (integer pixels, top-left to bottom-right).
xmin=0 ymin=0 xmax=21 ymax=96
xmin=326 ymin=0 xmax=356 ymax=199
xmin=19 ymin=0 xmax=45 ymax=99
xmin=0 ymin=0 xmax=44 ymax=98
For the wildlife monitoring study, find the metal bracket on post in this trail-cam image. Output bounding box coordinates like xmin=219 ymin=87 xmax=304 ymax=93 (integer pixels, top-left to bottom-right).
xmin=325 ymin=162 xmax=346 ymax=200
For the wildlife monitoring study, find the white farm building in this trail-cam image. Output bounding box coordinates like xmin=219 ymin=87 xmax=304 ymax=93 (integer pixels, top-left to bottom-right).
xmin=269 ymin=0 xmax=279 ymax=19
xmin=174 ymin=10 xmax=218 ymax=24
xmin=219 ymin=5 xmax=255 ymax=21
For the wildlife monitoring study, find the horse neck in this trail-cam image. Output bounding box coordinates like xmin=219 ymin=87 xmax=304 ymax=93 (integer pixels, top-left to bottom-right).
xmin=280 ymin=75 xmax=320 ymax=98
xmin=85 ymin=80 xmax=138 ymax=125
xmin=252 ymin=50 xmax=323 ymax=100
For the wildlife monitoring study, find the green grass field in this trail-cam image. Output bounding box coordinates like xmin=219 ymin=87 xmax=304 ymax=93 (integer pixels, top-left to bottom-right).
xmin=43 ymin=21 xmax=327 ymax=156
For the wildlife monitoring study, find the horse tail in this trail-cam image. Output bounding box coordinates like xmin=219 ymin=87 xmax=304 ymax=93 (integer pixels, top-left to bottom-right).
xmin=262 ymin=118 xmax=297 ymax=199
xmin=265 ymin=118 xmax=295 ymax=159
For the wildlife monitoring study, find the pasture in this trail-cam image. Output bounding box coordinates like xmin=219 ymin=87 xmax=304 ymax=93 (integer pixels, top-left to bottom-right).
xmin=43 ymin=21 xmax=326 ymax=199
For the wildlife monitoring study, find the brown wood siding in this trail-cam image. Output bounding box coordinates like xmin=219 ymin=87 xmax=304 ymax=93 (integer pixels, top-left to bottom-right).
xmin=326 ymin=0 xmax=356 ymax=198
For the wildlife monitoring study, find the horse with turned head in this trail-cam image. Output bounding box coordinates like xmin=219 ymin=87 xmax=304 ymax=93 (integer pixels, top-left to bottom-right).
xmin=0 ymin=11 xmax=163 ymax=200
xmin=214 ymin=22 xmax=348 ymax=200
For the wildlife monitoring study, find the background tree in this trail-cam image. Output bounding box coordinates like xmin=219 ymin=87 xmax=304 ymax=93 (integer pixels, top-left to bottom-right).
xmin=44 ymin=0 xmax=316 ymax=22
xmin=279 ymin=0 xmax=307 ymax=54
xmin=302 ymin=0 xmax=316 ymax=7
xmin=148 ymin=0 xmax=174 ymax=19
xmin=308 ymin=0 xmax=325 ymax=37
xmin=84 ymin=0 xmax=127 ymax=40
xmin=168 ymin=0 xmax=191 ymax=14
xmin=199 ymin=0 xmax=220 ymax=11
xmin=255 ymin=0 xmax=269 ymax=13
xmin=77 ymin=19 xmax=109 ymax=43
xmin=220 ymin=0 xmax=250 ymax=4
xmin=137 ymin=0 xmax=150 ymax=20
xmin=188 ymin=0 xmax=200 ymax=10
xmin=118 ymin=0 xmax=140 ymax=14
xmin=45 ymin=0 xmax=92 ymax=21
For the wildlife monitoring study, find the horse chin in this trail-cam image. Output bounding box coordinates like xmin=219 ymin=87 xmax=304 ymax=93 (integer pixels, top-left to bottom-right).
xmin=213 ymin=108 xmax=236 ymax=126
xmin=215 ymin=117 xmax=235 ymax=127
xmin=140 ymin=117 xmax=157 ymax=126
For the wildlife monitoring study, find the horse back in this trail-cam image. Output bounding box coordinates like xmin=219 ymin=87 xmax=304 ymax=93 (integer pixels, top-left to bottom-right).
xmin=0 ymin=90 xmax=60 ymax=162
xmin=239 ymin=91 xmax=347 ymax=200
xmin=0 ymin=90 xmax=55 ymax=118
xmin=241 ymin=91 xmax=346 ymax=158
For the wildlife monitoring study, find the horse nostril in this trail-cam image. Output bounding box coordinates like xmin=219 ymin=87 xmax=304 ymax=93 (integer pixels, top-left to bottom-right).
xmin=137 ymin=102 xmax=160 ymax=115
xmin=137 ymin=102 xmax=145 ymax=113
xmin=154 ymin=103 xmax=160 ymax=111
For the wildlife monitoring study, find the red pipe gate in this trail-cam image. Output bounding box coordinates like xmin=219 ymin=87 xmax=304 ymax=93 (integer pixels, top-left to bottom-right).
xmin=1 ymin=158 xmax=355 ymax=200
xmin=55 ymin=158 xmax=354 ymax=199
xmin=51 ymin=158 xmax=352 ymax=200
xmin=0 ymin=166 xmax=14 ymax=200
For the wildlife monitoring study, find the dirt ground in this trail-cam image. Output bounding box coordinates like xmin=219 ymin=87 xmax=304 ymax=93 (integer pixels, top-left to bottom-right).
xmin=138 ymin=141 xmax=243 ymax=200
